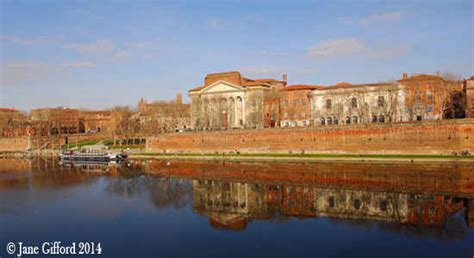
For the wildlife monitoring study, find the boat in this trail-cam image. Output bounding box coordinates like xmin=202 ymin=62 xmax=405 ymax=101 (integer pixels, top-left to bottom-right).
xmin=60 ymin=145 xmax=128 ymax=162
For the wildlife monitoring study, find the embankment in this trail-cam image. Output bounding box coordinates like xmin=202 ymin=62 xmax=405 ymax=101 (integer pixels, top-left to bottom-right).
xmin=146 ymin=119 xmax=474 ymax=155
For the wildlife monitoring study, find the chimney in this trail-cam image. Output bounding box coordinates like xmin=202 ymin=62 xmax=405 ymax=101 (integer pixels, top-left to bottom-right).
xmin=402 ymin=73 xmax=408 ymax=79
xmin=282 ymin=73 xmax=288 ymax=84
xmin=176 ymin=93 xmax=183 ymax=105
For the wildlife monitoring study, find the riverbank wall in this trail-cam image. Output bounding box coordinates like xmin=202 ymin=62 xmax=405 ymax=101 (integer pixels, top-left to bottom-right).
xmin=146 ymin=119 xmax=474 ymax=155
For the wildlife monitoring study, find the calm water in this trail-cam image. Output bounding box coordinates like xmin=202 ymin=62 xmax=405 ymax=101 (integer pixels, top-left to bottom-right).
xmin=0 ymin=158 xmax=473 ymax=258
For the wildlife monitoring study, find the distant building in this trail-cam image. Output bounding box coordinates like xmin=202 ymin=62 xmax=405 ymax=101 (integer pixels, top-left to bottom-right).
xmin=0 ymin=108 xmax=28 ymax=137
xmin=465 ymin=76 xmax=474 ymax=118
xmin=311 ymin=82 xmax=405 ymax=125
xmin=81 ymin=110 xmax=113 ymax=133
xmin=136 ymin=94 xmax=190 ymax=134
xmin=30 ymin=107 xmax=84 ymax=135
xmin=189 ymin=71 xmax=286 ymax=130
xmin=398 ymin=73 xmax=462 ymax=120
xmin=280 ymin=85 xmax=324 ymax=127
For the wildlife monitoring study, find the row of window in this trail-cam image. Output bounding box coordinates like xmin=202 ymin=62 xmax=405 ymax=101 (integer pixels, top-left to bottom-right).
xmin=325 ymin=96 xmax=385 ymax=110
xmin=283 ymin=98 xmax=307 ymax=107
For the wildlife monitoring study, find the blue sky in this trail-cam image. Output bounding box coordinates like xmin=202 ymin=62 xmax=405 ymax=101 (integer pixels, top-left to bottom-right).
xmin=1 ymin=0 xmax=473 ymax=111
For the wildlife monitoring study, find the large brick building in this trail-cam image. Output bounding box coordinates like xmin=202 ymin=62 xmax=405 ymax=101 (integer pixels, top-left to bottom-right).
xmin=0 ymin=108 xmax=28 ymax=137
xmin=465 ymin=76 xmax=474 ymax=118
xmin=189 ymin=71 xmax=465 ymax=130
xmin=30 ymin=107 xmax=84 ymax=135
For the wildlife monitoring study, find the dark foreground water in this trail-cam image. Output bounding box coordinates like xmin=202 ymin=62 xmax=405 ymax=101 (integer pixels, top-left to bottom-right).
xmin=0 ymin=158 xmax=473 ymax=258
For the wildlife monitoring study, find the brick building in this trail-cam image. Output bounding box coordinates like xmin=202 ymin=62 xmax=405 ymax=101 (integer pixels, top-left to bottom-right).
xmin=465 ymin=76 xmax=474 ymax=118
xmin=81 ymin=110 xmax=113 ymax=133
xmin=279 ymin=85 xmax=323 ymax=127
xmin=30 ymin=107 xmax=84 ymax=135
xmin=398 ymin=73 xmax=462 ymax=121
xmin=0 ymin=108 xmax=28 ymax=137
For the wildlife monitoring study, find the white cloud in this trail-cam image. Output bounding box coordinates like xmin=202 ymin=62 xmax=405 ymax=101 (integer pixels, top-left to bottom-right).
xmin=307 ymin=38 xmax=409 ymax=61
xmin=339 ymin=11 xmax=404 ymax=26
xmin=64 ymin=39 xmax=115 ymax=53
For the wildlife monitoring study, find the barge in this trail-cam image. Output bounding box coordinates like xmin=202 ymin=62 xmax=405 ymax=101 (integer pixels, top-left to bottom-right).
xmin=60 ymin=145 xmax=128 ymax=162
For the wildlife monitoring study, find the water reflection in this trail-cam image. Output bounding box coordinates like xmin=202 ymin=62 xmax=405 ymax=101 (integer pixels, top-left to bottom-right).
xmin=0 ymin=157 xmax=473 ymax=240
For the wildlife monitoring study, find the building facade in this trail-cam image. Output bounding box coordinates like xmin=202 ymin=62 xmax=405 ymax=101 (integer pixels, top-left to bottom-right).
xmin=279 ymin=85 xmax=323 ymax=127
xmin=465 ymin=76 xmax=474 ymax=118
xmin=30 ymin=107 xmax=84 ymax=135
xmin=189 ymin=71 xmax=286 ymax=130
xmin=311 ymin=82 xmax=405 ymax=126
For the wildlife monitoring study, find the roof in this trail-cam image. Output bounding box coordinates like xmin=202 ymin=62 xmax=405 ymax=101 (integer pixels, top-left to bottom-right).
xmin=0 ymin=108 xmax=18 ymax=112
xmin=398 ymin=74 xmax=444 ymax=82
xmin=190 ymin=71 xmax=284 ymax=92
xmin=282 ymin=84 xmax=325 ymax=91
xmin=323 ymin=82 xmax=396 ymax=90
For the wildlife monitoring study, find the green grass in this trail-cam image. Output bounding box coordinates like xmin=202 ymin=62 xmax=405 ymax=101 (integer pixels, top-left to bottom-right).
xmin=131 ymin=152 xmax=474 ymax=160
xmin=108 ymin=144 xmax=145 ymax=150
xmin=62 ymin=140 xmax=100 ymax=149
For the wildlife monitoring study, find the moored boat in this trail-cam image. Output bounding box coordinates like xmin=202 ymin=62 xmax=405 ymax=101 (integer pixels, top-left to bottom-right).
xmin=60 ymin=145 xmax=127 ymax=161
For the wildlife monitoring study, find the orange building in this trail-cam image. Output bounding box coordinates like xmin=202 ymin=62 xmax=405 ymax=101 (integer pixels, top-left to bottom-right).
xmin=398 ymin=73 xmax=462 ymax=121
xmin=279 ymin=85 xmax=323 ymax=127
xmin=465 ymin=76 xmax=474 ymax=118
xmin=0 ymin=108 xmax=28 ymax=137
xmin=30 ymin=107 xmax=84 ymax=135
xmin=81 ymin=110 xmax=113 ymax=133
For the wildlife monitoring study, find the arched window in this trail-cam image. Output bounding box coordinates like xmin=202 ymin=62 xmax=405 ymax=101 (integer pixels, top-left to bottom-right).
xmin=377 ymin=96 xmax=385 ymax=107
xmin=351 ymin=97 xmax=357 ymax=108
xmin=320 ymin=118 xmax=326 ymax=125
xmin=346 ymin=117 xmax=351 ymax=124
xmin=372 ymin=115 xmax=378 ymax=123
xmin=327 ymin=117 xmax=333 ymax=125
xmin=326 ymin=99 xmax=332 ymax=110
xmin=352 ymin=116 xmax=358 ymax=124
xmin=378 ymin=115 xmax=385 ymax=123
xmin=333 ymin=117 xmax=338 ymax=125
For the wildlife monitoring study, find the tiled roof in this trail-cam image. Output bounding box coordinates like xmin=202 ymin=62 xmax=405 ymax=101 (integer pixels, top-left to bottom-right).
xmin=323 ymin=82 xmax=396 ymax=90
xmin=398 ymin=74 xmax=443 ymax=82
xmin=282 ymin=84 xmax=325 ymax=91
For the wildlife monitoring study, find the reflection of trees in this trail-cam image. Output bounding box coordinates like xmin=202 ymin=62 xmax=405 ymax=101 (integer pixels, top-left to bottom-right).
xmin=105 ymin=175 xmax=192 ymax=209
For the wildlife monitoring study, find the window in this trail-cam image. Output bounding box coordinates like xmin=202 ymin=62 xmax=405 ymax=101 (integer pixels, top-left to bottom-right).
xmin=378 ymin=115 xmax=385 ymax=123
xmin=293 ymin=112 xmax=298 ymax=119
xmin=301 ymin=112 xmax=306 ymax=119
xmin=427 ymin=90 xmax=433 ymax=101
xmin=416 ymin=91 xmax=421 ymax=101
xmin=326 ymin=99 xmax=332 ymax=109
xmin=351 ymin=98 xmax=357 ymax=108
xmin=377 ymin=96 xmax=385 ymax=107
xmin=302 ymin=120 xmax=307 ymax=126
xmin=352 ymin=116 xmax=358 ymax=124
xmin=416 ymin=115 xmax=422 ymax=121
xmin=427 ymin=105 xmax=433 ymax=113
xmin=372 ymin=115 xmax=378 ymax=123
xmin=333 ymin=117 xmax=338 ymax=125
xmin=320 ymin=118 xmax=326 ymax=125
xmin=302 ymin=98 xmax=306 ymax=106
xmin=327 ymin=117 xmax=333 ymax=125
xmin=292 ymin=121 xmax=298 ymax=127
xmin=284 ymin=112 xmax=289 ymax=119
xmin=284 ymin=100 xmax=289 ymax=107
xmin=293 ymin=99 xmax=299 ymax=107
xmin=346 ymin=117 xmax=351 ymax=124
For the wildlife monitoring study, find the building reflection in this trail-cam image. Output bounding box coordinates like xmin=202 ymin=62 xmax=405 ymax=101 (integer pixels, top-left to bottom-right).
xmin=0 ymin=158 xmax=472 ymax=235
xmin=193 ymin=179 xmax=469 ymax=231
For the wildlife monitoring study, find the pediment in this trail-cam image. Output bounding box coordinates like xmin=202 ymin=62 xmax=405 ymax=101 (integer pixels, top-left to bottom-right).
xmin=201 ymin=80 xmax=244 ymax=94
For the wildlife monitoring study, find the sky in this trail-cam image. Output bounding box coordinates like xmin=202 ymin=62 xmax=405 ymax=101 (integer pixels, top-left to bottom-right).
xmin=0 ymin=0 xmax=473 ymax=111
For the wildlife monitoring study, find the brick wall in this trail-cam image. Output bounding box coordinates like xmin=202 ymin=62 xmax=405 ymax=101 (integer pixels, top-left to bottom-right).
xmin=0 ymin=137 xmax=29 ymax=152
xmin=147 ymin=119 xmax=474 ymax=155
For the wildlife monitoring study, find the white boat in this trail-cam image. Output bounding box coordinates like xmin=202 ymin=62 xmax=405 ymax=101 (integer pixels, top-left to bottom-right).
xmin=60 ymin=145 xmax=127 ymax=161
